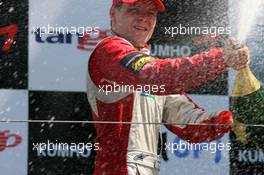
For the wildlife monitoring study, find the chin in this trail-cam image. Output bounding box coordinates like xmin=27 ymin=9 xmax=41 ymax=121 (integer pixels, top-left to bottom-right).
xmin=136 ymin=42 xmax=146 ymax=47
xmin=137 ymin=38 xmax=148 ymax=45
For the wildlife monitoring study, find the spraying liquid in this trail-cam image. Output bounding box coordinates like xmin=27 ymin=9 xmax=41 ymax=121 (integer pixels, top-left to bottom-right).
xmin=231 ymin=0 xmax=264 ymax=146
xmin=237 ymin=0 xmax=262 ymax=43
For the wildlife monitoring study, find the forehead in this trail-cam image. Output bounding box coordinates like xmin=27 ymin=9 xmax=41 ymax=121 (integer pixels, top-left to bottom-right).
xmin=125 ymin=0 xmax=159 ymax=11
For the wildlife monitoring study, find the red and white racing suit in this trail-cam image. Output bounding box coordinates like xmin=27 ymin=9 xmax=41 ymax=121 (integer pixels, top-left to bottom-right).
xmin=86 ymin=36 xmax=233 ymax=175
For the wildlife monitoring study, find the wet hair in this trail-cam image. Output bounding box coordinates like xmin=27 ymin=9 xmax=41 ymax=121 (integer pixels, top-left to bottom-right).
xmin=114 ymin=2 xmax=123 ymax=10
xmin=111 ymin=2 xmax=124 ymax=29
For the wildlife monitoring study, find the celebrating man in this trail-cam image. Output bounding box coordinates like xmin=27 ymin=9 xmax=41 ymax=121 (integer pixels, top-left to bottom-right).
xmin=86 ymin=0 xmax=250 ymax=174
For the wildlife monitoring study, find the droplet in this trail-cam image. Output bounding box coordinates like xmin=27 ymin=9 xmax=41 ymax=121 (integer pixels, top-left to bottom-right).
xmin=50 ymin=116 xmax=55 ymax=121
xmin=6 ymin=107 xmax=11 ymax=112
xmin=30 ymin=99 xmax=36 ymax=104
xmin=8 ymin=7 xmax=14 ymax=12
xmin=13 ymin=71 xmax=18 ymax=78
xmin=74 ymin=107 xmax=80 ymax=113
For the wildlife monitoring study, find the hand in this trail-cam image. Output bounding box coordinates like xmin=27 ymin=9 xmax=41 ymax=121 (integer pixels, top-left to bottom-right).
xmin=222 ymin=39 xmax=250 ymax=70
xmin=213 ymin=111 xmax=233 ymax=134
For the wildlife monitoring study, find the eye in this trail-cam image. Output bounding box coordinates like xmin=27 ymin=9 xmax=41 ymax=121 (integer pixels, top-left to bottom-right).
xmin=129 ymin=8 xmax=138 ymax=14
xmin=146 ymin=10 xmax=157 ymax=17
xmin=148 ymin=11 xmax=156 ymax=16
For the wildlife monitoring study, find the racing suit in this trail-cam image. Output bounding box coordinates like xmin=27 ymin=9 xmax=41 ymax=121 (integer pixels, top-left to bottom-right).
xmin=86 ymin=36 xmax=233 ymax=175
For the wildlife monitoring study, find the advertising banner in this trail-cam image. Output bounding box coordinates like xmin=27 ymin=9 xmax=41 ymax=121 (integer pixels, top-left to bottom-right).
xmin=0 ymin=0 xmax=28 ymax=89
xmin=29 ymin=0 xmax=111 ymax=92
xmin=0 ymin=90 xmax=28 ymax=175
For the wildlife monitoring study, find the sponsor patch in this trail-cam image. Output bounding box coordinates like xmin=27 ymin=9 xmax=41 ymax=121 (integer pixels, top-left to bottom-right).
xmin=140 ymin=92 xmax=155 ymax=100
xmin=120 ymin=52 xmax=154 ymax=73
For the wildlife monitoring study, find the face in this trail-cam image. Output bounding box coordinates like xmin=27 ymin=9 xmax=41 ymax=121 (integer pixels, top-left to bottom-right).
xmin=111 ymin=0 xmax=158 ymax=48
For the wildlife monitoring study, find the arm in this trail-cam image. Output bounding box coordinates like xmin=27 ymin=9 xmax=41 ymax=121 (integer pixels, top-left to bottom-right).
xmin=89 ymin=36 xmax=228 ymax=95
xmin=162 ymin=94 xmax=233 ymax=143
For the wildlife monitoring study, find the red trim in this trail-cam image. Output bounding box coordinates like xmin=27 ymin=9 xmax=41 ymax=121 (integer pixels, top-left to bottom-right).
xmin=119 ymin=103 xmax=124 ymax=136
xmin=93 ymin=94 xmax=134 ymax=175
xmin=165 ymin=111 xmax=233 ymax=143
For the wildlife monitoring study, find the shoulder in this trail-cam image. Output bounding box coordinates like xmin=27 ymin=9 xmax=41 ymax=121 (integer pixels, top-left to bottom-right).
xmin=92 ymin=36 xmax=138 ymax=58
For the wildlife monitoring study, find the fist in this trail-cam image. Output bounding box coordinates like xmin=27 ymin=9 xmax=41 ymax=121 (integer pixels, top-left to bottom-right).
xmin=223 ymin=39 xmax=250 ymax=70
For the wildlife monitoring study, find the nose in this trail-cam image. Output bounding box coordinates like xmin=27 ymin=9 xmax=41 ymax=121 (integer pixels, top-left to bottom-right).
xmin=137 ymin=12 xmax=149 ymax=22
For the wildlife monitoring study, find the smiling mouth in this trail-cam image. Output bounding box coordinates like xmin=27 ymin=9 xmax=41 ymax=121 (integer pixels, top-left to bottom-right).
xmin=134 ymin=26 xmax=147 ymax=31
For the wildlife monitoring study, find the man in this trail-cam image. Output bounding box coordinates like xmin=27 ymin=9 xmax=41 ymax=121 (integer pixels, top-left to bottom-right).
xmin=86 ymin=0 xmax=250 ymax=174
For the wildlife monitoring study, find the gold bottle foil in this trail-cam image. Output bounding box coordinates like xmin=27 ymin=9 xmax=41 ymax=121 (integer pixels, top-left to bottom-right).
xmin=232 ymin=66 xmax=261 ymax=97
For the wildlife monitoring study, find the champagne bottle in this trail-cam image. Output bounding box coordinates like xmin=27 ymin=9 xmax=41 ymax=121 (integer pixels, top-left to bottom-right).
xmin=230 ymin=66 xmax=264 ymax=174
xmin=231 ymin=67 xmax=264 ymax=143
